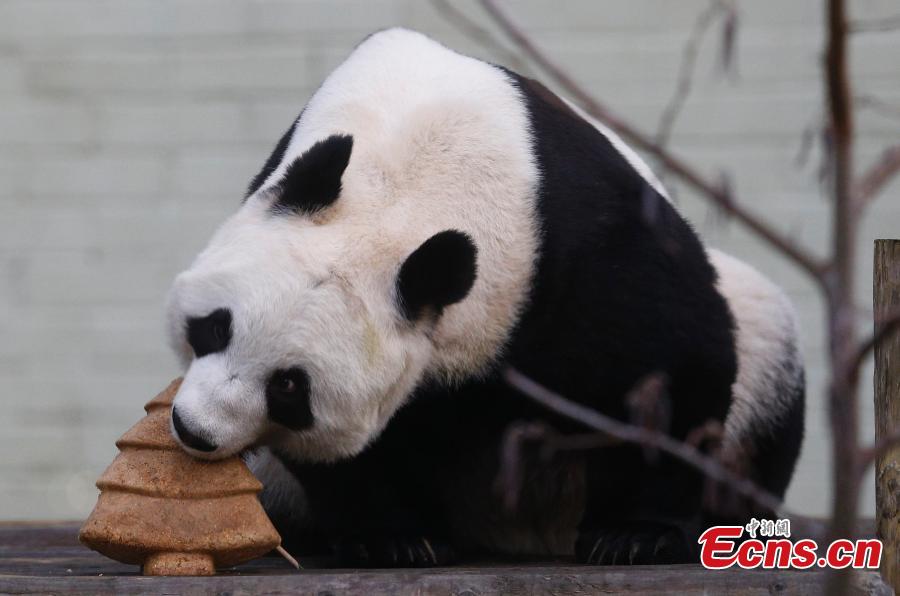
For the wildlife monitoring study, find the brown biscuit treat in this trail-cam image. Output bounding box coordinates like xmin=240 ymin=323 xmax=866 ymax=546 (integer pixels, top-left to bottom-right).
xmin=79 ymin=379 xmax=281 ymax=575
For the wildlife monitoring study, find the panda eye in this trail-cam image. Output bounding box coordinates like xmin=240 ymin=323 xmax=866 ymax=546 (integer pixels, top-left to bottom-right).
xmin=265 ymin=367 xmax=313 ymax=430
xmin=275 ymin=375 xmax=295 ymax=393
xmin=267 ymin=368 xmax=309 ymax=398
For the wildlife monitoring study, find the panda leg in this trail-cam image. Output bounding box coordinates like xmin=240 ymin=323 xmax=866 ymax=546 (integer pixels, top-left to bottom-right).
xmin=575 ymin=445 xmax=702 ymax=565
xmin=279 ymin=451 xmax=457 ymax=568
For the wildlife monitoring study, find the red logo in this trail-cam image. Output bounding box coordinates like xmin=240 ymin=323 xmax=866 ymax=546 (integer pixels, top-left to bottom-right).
xmin=698 ymin=521 xmax=882 ymax=570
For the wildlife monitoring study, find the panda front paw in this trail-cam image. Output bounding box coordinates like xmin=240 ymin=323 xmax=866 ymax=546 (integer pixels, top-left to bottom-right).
xmin=576 ymin=521 xmax=694 ymax=565
xmin=334 ymin=535 xmax=455 ymax=568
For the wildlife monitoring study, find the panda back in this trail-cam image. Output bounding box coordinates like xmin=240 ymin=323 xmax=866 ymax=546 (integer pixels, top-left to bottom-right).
xmin=709 ymin=248 xmax=804 ymax=497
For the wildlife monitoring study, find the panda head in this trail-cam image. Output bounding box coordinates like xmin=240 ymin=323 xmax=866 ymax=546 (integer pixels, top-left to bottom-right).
xmin=166 ymin=134 xmax=478 ymax=462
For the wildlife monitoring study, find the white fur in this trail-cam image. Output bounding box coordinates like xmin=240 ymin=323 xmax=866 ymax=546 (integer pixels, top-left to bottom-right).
xmin=245 ymin=447 xmax=309 ymax=521
xmin=708 ymin=249 xmax=802 ymax=449
xmin=168 ymin=29 xmax=539 ymax=461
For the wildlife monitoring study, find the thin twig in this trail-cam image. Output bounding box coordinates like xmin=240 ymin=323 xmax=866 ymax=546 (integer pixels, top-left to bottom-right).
xmin=497 ymin=422 xmax=550 ymax=511
xmin=656 ymin=0 xmax=731 ymax=149
xmin=859 ymin=426 xmax=900 ymax=468
xmin=856 ymin=94 xmax=900 ymax=122
xmin=849 ymin=310 xmax=900 ymax=469
xmin=501 ymin=367 xmax=785 ymax=515
xmin=478 ymin=0 xmax=828 ymax=283
xmin=685 ymin=419 xmax=725 ymax=449
xmin=275 ymin=545 xmax=301 ymax=569
xmin=852 ymin=145 xmax=900 ymax=213
xmin=496 ymin=421 xmax=621 ymax=510
xmin=850 ymin=15 xmax=900 ymax=33
xmin=851 ymin=307 xmax=900 ymax=374
xmin=430 ymin=0 xmax=531 ymax=74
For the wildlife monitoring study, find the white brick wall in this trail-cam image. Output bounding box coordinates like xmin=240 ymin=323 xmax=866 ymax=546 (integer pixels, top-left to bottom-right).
xmin=1 ymin=0 xmax=898 ymax=520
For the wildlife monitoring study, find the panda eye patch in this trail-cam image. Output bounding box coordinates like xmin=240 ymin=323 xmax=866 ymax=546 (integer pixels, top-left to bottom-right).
xmin=186 ymin=308 xmax=232 ymax=358
xmin=266 ymin=367 xmax=313 ymax=431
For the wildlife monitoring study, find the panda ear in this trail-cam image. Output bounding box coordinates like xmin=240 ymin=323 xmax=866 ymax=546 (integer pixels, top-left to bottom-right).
xmin=271 ymin=134 xmax=353 ymax=214
xmin=396 ymin=230 xmax=478 ymax=321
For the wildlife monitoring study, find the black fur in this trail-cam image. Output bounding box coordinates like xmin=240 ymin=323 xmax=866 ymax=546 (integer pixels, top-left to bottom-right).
xmin=266 ymin=367 xmax=314 ymax=431
xmin=271 ymin=134 xmax=353 ymax=215
xmin=269 ymin=64 xmax=802 ymax=569
xmin=503 ymin=73 xmax=739 ymax=563
xmin=744 ymin=353 xmax=806 ymax=499
xmin=246 ymin=115 xmax=300 ymax=198
xmin=186 ymin=308 xmax=232 ymax=358
xmin=172 ymin=406 xmax=216 ymax=452
xmin=397 ymin=230 xmax=478 ymax=320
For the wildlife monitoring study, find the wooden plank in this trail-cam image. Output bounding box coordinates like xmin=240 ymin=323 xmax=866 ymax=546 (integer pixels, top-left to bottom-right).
xmin=0 ymin=565 xmax=889 ymax=596
xmin=0 ymin=521 xmax=83 ymax=549
xmin=0 ymin=522 xmax=891 ymax=595
xmin=874 ymin=238 xmax=900 ymax=592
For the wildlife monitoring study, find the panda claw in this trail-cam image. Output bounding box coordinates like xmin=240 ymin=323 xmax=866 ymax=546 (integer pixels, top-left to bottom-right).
xmin=335 ymin=535 xmax=453 ymax=568
xmin=577 ymin=522 xmax=693 ymax=565
xmin=421 ymin=537 xmax=437 ymax=565
xmin=628 ymin=541 xmax=641 ymax=565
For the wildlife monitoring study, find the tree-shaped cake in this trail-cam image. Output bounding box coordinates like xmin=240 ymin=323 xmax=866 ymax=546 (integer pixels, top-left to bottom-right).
xmin=79 ymin=378 xmax=281 ymax=575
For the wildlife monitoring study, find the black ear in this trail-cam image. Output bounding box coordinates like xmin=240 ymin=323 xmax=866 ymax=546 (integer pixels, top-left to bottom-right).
xmin=396 ymin=230 xmax=478 ymax=320
xmin=271 ymin=134 xmax=353 ymax=214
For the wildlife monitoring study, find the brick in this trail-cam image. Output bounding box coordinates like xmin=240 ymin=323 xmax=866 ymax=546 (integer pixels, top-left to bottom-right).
xmin=16 ymin=251 xmax=172 ymax=305
xmin=0 ymin=56 xmax=25 ymax=94
xmin=0 ymin=101 xmax=96 ymax=146
xmin=25 ymin=154 xmax=166 ymax=197
xmin=26 ymin=51 xmax=175 ymax=98
xmin=246 ymin=0 xmax=411 ymax=34
xmin=171 ymin=147 xmax=262 ymax=197
xmin=98 ymin=101 xmax=245 ymax=146
xmin=0 ymin=0 xmax=249 ymax=40
xmin=243 ymin=100 xmax=309 ymax=143
xmin=172 ymin=48 xmax=318 ymax=95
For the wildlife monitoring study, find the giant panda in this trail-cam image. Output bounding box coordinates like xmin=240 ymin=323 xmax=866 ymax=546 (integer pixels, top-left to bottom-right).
xmin=165 ymin=28 xmax=804 ymax=566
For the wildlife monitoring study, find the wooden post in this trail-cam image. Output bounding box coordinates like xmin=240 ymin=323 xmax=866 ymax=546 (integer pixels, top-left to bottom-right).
xmin=874 ymin=239 xmax=900 ymax=590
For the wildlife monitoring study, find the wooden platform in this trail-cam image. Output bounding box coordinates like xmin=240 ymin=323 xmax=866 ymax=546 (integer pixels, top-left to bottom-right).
xmin=0 ymin=522 xmax=890 ymax=595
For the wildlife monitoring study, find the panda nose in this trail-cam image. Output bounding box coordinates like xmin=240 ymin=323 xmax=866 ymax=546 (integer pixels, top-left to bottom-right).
xmin=171 ymin=406 xmax=217 ymax=453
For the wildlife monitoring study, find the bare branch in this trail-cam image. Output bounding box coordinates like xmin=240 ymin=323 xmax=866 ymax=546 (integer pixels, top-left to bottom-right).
xmin=496 ymin=421 xmax=549 ymax=511
xmin=430 ymin=0 xmax=531 ymax=75
xmin=859 ymin=425 xmax=900 ymax=469
xmin=478 ymin=0 xmax=828 ymax=283
xmin=656 ymin=1 xmax=733 ymax=149
xmin=824 ymin=1 xmax=859 ymax=593
xmin=852 ymin=307 xmax=900 ymax=372
xmin=625 ymin=373 xmax=670 ymax=433
xmin=850 ymin=15 xmax=900 ymax=33
xmin=853 ymin=145 xmax=900 ymax=213
xmin=501 ymin=367 xmax=786 ymax=515
xmin=856 ymin=94 xmax=900 ymax=122
xmin=718 ymin=1 xmax=739 ymax=75
xmin=496 ymin=421 xmax=621 ymax=511
xmin=685 ymin=419 xmax=725 ymax=450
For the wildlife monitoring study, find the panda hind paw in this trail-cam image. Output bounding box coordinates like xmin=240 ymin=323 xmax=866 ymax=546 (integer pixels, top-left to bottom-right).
xmin=576 ymin=521 xmax=694 ymax=565
xmin=334 ymin=535 xmax=455 ymax=568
